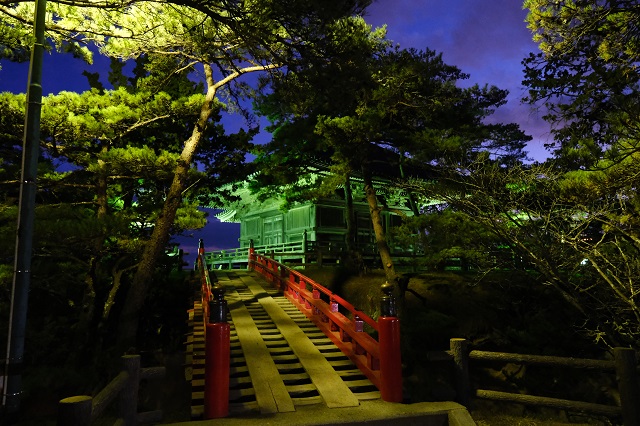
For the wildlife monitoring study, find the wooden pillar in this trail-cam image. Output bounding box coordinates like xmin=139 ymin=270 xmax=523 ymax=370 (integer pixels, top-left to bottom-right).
xmin=57 ymin=395 xmax=92 ymax=426
xmin=205 ymin=322 xmax=230 ymax=418
xmin=119 ymin=355 xmax=140 ymax=426
xmin=450 ymin=338 xmax=470 ymax=408
xmin=614 ymin=347 xmax=640 ymax=426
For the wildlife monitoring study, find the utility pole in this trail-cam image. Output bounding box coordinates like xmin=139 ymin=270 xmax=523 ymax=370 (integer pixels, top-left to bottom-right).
xmin=2 ymin=0 xmax=47 ymax=423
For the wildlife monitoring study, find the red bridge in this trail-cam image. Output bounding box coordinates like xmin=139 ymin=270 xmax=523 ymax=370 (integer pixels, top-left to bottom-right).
xmin=184 ymin=241 xmax=475 ymax=425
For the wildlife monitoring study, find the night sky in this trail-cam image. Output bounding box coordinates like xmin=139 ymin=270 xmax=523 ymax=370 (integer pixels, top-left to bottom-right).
xmin=365 ymin=0 xmax=547 ymax=158
xmin=0 ymin=0 xmax=546 ymax=261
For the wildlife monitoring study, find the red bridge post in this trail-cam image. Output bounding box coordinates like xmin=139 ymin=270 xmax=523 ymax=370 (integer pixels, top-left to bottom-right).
xmin=204 ymin=284 xmax=230 ymax=419
xmin=378 ymin=281 xmax=403 ymax=402
xmin=199 ymin=239 xmax=229 ymax=419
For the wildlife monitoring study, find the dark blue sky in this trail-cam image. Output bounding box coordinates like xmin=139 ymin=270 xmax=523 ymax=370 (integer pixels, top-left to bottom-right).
xmin=0 ymin=0 xmax=547 ymax=261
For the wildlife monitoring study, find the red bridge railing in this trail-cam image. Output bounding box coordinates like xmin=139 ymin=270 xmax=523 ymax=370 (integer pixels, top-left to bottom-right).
xmin=248 ymin=245 xmax=403 ymax=402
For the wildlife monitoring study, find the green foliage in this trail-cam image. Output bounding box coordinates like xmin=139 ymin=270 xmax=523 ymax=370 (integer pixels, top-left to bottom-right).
xmin=255 ymin=31 xmax=530 ymax=190
xmin=517 ymin=1 xmax=640 ymax=347
xmin=524 ymin=0 xmax=640 ymax=168
xmin=313 ymin=46 xmax=530 ymax=167
xmin=40 ymin=86 xmax=206 ymax=154
xmin=173 ymin=202 xmax=207 ymax=233
xmin=0 ymin=9 xmax=33 ymax=64
xmin=404 ymin=156 xmax=640 ymax=348
xmin=250 ymin=16 xmax=388 ymax=203
xmin=525 ymin=0 xmax=640 ymax=63
xmin=411 ymin=209 xmax=503 ymax=271
xmin=253 ymin=21 xmax=530 ymax=219
xmin=0 ymin=93 xmax=29 ymax=188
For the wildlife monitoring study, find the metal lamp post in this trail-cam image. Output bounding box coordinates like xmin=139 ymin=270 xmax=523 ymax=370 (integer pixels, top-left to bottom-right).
xmin=2 ymin=0 xmax=47 ymax=422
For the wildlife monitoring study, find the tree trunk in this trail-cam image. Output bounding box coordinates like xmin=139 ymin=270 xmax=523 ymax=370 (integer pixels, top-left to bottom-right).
xmin=117 ymin=65 xmax=218 ymax=349
xmin=362 ymin=169 xmax=409 ymax=317
xmin=362 ymin=166 xmax=397 ymax=284
xmin=102 ymin=257 xmax=137 ymax=322
xmin=398 ymin=155 xmax=419 ymax=217
xmin=344 ymin=174 xmax=356 ymax=252
xmin=83 ymin=158 xmax=108 ymax=325
xmin=343 ymin=174 xmax=364 ymax=271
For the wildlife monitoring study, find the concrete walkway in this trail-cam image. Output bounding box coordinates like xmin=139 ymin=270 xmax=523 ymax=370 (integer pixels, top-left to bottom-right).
xmin=169 ymin=399 xmax=475 ymax=425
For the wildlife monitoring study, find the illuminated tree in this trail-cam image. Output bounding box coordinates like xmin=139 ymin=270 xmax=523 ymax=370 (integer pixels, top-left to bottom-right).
xmin=523 ymin=0 xmax=640 ymax=168
xmin=0 ymin=70 xmax=212 ymax=354
xmin=514 ymin=0 xmax=640 ymax=347
xmin=2 ymin=0 xmax=372 ymax=346
xmin=402 ymin=153 xmax=640 ymax=348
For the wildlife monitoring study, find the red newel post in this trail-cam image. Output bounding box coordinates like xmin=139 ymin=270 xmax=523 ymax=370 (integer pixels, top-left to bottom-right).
xmin=312 ymin=286 xmax=321 ymax=315
xmin=204 ymin=284 xmax=230 ymax=419
xmin=198 ymin=238 xmax=205 ymax=256
xmin=378 ymin=281 xmax=403 ymax=402
xmin=248 ymin=239 xmax=255 ymax=270
xmin=290 ymin=271 xmax=296 ymax=289
xmin=354 ymin=315 xmax=364 ymax=333
xmin=330 ymin=298 xmax=339 ymax=331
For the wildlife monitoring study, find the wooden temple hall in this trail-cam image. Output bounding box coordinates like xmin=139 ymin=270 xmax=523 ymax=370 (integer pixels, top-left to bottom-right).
xmin=204 ymin=166 xmax=431 ymax=270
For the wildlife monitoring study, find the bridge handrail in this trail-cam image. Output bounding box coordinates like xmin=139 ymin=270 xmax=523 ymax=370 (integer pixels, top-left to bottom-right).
xmin=251 ymin=252 xmax=377 ymax=331
xmin=248 ymin=249 xmax=402 ymax=402
xmin=292 ymin=266 xmax=378 ymax=331
xmin=197 ymin=239 xmax=214 ymax=320
xmin=204 ymin=239 xmax=420 ymax=264
xmin=204 ymin=240 xmax=310 ymax=263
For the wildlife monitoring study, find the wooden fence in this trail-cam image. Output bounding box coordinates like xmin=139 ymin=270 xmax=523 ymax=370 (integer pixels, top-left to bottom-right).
xmin=432 ymin=338 xmax=640 ymax=426
xmin=57 ymin=355 xmax=165 ymax=426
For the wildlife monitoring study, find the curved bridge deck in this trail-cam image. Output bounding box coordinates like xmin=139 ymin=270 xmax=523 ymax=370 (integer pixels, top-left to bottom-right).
xmin=183 ymin=269 xmax=475 ymax=425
